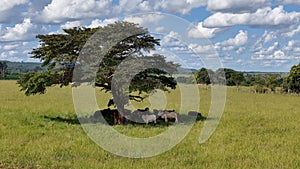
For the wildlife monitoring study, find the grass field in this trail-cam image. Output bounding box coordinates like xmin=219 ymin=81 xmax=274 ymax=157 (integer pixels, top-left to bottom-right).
xmin=0 ymin=80 xmax=300 ymax=168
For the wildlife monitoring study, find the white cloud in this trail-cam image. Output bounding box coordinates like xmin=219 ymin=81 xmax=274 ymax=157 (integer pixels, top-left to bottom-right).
xmin=254 ymin=49 xmax=298 ymax=60
xmin=155 ymin=26 xmax=167 ymax=33
xmin=221 ymin=46 xmax=235 ymax=51
xmin=282 ymin=25 xmax=300 ymax=38
xmin=284 ymin=40 xmax=295 ymax=51
xmin=8 ymin=51 xmax=18 ymax=56
xmin=161 ymin=31 xmax=182 ymax=47
xmin=236 ymin=59 xmax=242 ymax=63
xmin=252 ymin=31 xmax=278 ymax=53
xmin=281 ymin=0 xmax=300 ymax=5
xmin=217 ymin=30 xmax=248 ymax=47
xmin=187 ymin=22 xmax=221 ymax=39
xmin=27 ymin=0 xmax=52 ymax=12
xmin=252 ymin=41 xmax=300 ymax=60
xmin=222 ymin=54 xmax=233 ymax=60
xmin=189 ymin=43 xmax=216 ymax=53
xmin=139 ymin=1 xmax=152 ymax=11
xmin=0 ymin=0 xmax=30 ymax=23
xmin=61 ymin=21 xmax=82 ymax=29
xmin=159 ymin=31 xmax=217 ymax=56
xmin=236 ymin=47 xmax=245 ymax=54
xmin=0 ymin=51 xmax=36 ymax=62
xmin=214 ymin=30 xmax=248 ymax=54
xmin=0 ymin=52 xmax=16 ymax=60
xmin=115 ymin=0 xmax=194 ymax=14
xmin=273 ymin=50 xmax=286 ymax=59
xmin=3 ymin=44 xmax=19 ymax=50
xmin=114 ymin=0 xmax=145 ymax=13
xmin=266 ymin=42 xmax=279 ymax=53
xmin=34 ymin=0 xmax=112 ymax=24
xmin=156 ymin=31 xmax=195 ymax=56
xmin=87 ymin=18 xmax=118 ymax=28
xmin=283 ymin=40 xmax=300 ymax=54
xmin=154 ymin=0 xmax=207 ymax=15
xmin=253 ymin=42 xmax=279 ymax=57
xmin=124 ymin=13 xmax=164 ymax=27
xmin=0 ymin=0 xmax=28 ymax=11
xmin=32 ymin=0 xmax=205 ymax=24
xmin=263 ymin=31 xmax=277 ymax=43
xmin=259 ymin=59 xmax=290 ymax=68
xmin=207 ymin=0 xmax=270 ymax=13
xmin=1 ymin=0 xmax=300 ymax=71
xmin=0 ymin=41 xmax=39 ymax=62
xmin=0 ymin=18 xmax=38 ymax=41
xmin=204 ymin=6 xmax=300 ymax=28
xmin=0 ymin=48 xmax=19 ymax=61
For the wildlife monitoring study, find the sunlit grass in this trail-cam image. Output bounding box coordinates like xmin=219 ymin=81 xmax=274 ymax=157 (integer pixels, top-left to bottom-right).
xmin=0 ymin=81 xmax=300 ymax=168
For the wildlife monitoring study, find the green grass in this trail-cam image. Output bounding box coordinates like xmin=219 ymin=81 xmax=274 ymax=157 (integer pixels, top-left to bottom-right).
xmin=1 ymin=81 xmax=300 ymax=168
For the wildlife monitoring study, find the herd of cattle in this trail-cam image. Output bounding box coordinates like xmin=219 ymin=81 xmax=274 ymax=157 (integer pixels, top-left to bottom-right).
xmin=93 ymin=108 xmax=202 ymax=125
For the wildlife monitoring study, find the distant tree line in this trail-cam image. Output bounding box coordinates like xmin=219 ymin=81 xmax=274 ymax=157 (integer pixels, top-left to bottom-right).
xmin=177 ymin=64 xmax=300 ymax=94
xmin=3 ymin=59 xmax=300 ymax=94
xmin=0 ymin=61 xmax=43 ymax=80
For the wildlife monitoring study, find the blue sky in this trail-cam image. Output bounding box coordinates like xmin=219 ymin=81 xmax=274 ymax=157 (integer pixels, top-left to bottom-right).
xmin=1 ymin=0 xmax=300 ymax=72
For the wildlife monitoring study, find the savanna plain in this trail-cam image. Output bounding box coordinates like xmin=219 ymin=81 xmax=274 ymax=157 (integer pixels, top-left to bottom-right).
xmin=0 ymin=80 xmax=299 ymax=168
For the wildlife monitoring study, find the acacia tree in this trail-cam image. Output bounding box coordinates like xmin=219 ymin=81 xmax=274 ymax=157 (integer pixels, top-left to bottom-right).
xmin=18 ymin=22 xmax=178 ymax=124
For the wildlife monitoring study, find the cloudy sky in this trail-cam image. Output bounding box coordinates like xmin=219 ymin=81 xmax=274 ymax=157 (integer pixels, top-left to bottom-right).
xmin=1 ymin=0 xmax=300 ymax=72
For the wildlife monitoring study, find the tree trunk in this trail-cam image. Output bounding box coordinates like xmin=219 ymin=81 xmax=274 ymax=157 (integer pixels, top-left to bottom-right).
xmin=113 ymin=104 xmax=127 ymax=125
xmin=0 ymin=68 xmax=3 ymax=79
xmin=119 ymin=104 xmax=127 ymax=125
xmin=2 ymin=68 xmax=5 ymax=79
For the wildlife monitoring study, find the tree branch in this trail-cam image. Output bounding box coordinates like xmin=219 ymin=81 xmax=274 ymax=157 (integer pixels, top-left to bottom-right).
xmin=129 ymin=95 xmax=144 ymax=102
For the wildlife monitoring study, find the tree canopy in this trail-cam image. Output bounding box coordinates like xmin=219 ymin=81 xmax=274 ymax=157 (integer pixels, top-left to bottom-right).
xmin=284 ymin=63 xmax=300 ymax=93
xmin=194 ymin=68 xmax=213 ymax=85
xmin=18 ymin=22 xmax=178 ymax=114
xmin=194 ymin=68 xmax=245 ymax=86
xmin=216 ymin=68 xmax=245 ymax=86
